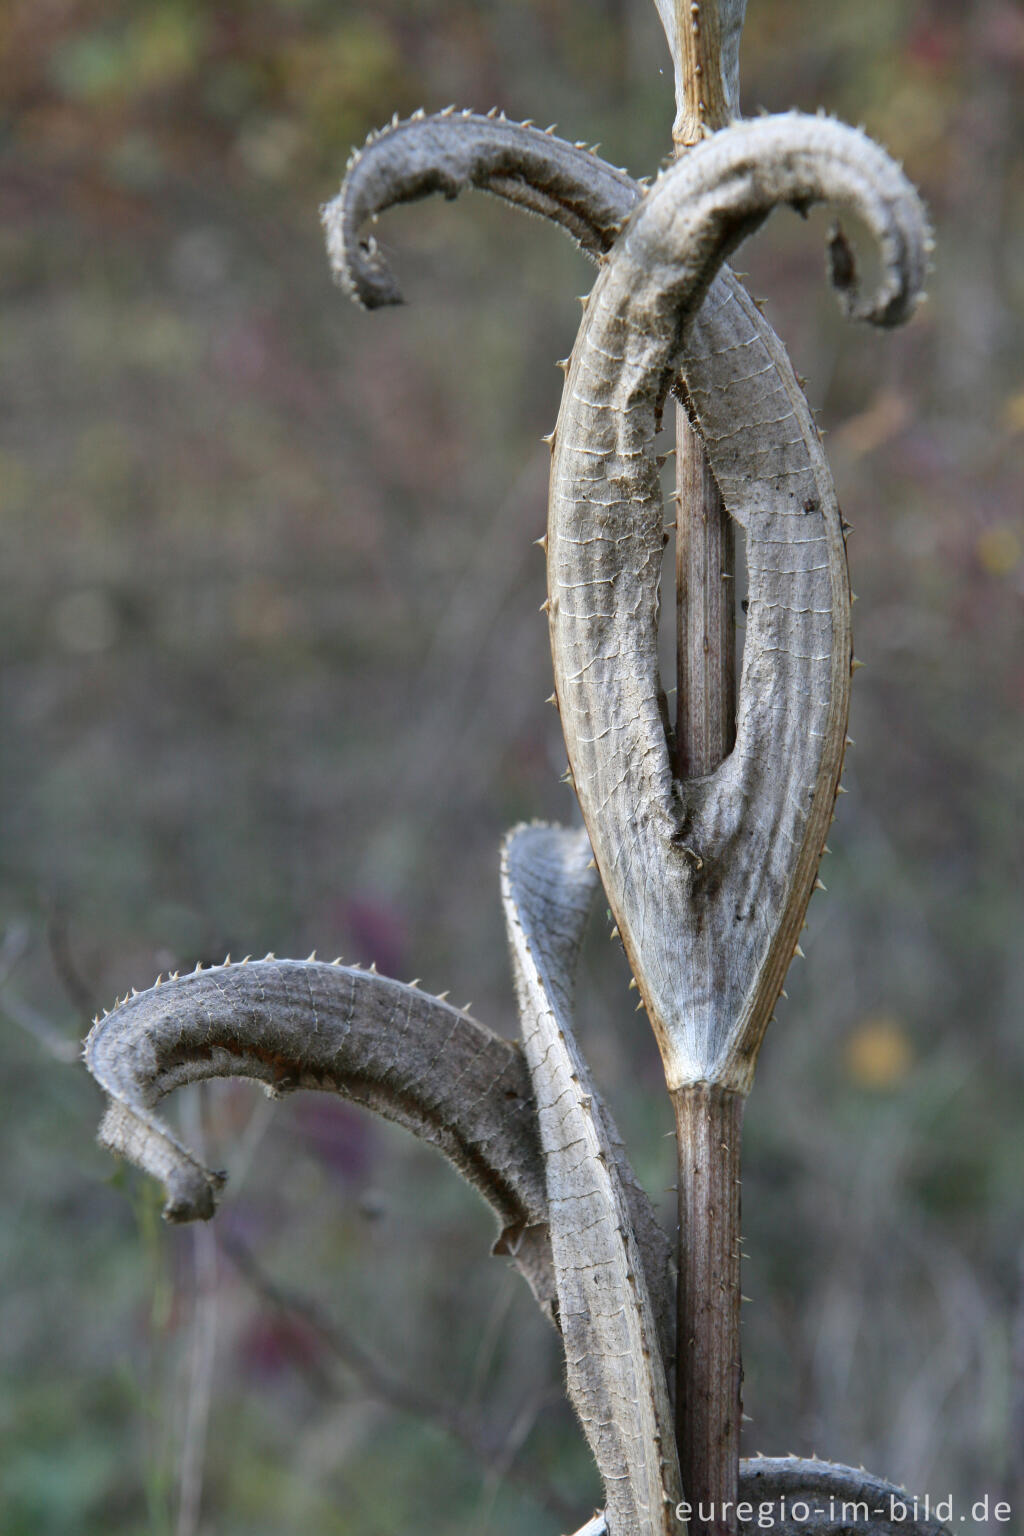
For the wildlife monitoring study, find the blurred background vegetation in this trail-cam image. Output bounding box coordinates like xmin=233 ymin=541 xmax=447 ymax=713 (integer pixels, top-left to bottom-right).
xmin=1 ymin=0 xmax=1022 ymax=1532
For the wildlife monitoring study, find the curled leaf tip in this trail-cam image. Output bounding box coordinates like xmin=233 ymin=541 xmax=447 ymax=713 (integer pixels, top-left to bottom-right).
xmin=322 ymin=109 xmax=639 ymax=311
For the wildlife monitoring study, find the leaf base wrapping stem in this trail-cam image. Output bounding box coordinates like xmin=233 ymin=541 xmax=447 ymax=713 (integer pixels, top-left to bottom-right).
xmin=673 ymin=1083 xmax=744 ymax=1536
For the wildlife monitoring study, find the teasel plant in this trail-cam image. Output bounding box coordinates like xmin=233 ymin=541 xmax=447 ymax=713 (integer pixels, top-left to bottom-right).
xmin=83 ymin=2 xmax=950 ymax=1533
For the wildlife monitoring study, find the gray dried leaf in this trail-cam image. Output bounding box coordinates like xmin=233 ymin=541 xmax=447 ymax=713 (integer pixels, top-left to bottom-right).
xmin=548 ymin=114 xmax=930 ymax=1090
xmin=84 ymin=959 xmax=557 ymax=1313
xmin=503 ymin=822 xmax=680 ymax=1536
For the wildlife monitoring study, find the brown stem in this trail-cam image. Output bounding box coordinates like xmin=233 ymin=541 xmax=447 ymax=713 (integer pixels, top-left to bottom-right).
xmin=670 ymin=3 xmax=738 ymax=779
xmin=663 ymin=4 xmax=742 ymax=1522
xmin=667 ymin=0 xmax=736 ymax=150
xmin=674 ymin=407 xmax=736 ymax=777
xmin=672 ymin=1084 xmax=743 ymax=1536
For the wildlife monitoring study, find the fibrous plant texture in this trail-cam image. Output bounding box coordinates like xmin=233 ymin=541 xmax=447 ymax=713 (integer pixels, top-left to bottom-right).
xmin=83 ymin=4 xmax=948 ymax=1533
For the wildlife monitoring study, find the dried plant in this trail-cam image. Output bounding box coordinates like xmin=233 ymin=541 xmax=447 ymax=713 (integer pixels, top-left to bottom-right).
xmin=83 ymin=3 xmax=950 ymax=1533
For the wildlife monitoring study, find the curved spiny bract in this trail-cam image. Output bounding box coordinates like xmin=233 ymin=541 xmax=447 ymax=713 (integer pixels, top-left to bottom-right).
xmin=578 ymin=1454 xmax=952 ymax=1535
xmin=736 ymin=1457 xmax=952 ymax=1535
xmin=323 ymin=111 xmax=639 ymax=309
xmin=548 ymin=114 xmax=930 ymax=1092
xmin=502 ymin=824 xmax=680 ymax=1536
xmin=84 ymin=959 xmax=557 ymax=1317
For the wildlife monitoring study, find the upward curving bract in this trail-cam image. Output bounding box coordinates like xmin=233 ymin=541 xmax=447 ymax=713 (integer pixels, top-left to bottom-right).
xmin=503 ymin=823 xmax=679 ymax=1536
xmin=548 ymin=114 xmax=930 ymax=1091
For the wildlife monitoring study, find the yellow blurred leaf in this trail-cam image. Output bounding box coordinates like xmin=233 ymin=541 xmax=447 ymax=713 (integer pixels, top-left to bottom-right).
xmin=1001 ymin=389 xmax=1024 ymax=435
xmin=844 ymin=1015 xmax=914 ymax=1090
xmin=976 ymin=524 xmax=1021 ymax=577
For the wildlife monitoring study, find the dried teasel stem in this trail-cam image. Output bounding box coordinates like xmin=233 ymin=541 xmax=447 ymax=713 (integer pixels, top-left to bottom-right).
xmin=656 ymin=2 xmax=744 ymax=788
xmin=654 ymin=0 xmax=747 ymax=152
xmin=674 ymin=410 xmax=736 ymax=778
xmin=672 ymin=1084 xmax=743 ymax=1535
xmin=657 ymin=10 xmax=747 ymax=1524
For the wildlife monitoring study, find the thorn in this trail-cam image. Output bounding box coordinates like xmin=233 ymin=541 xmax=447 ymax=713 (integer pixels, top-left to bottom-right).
xmin=540 ymin=431 xmax=555 ymax=446
xmin=241 ymin=955 xmax=251 ymax=964
xmin=170 ymin=970 xmax=180 ymax=981
xmin=307 ymin=950 xmax=317 ymax=962
xmin=635 ymin=999 xmax=645 ymax=1011
xmin=851 ymin=590 xmax=859 ymax=603
xmin=544 ymin=123 xmax=557 ymax=134
xmin=545 ymin=692 xmax=557 ymax=705
xmin=780 ymin=988 xmax=788 ymax=999
xmin=814 ymin=877 xmax=827 ymax=892
xmin=609 ymin=925 xmax=619 ymax=940
xmin=539 ymin=598 xmax=551 ymax=613
xmin=484 ymin=105 xmax=498 ymax=118
xmin=193 ymin=962 xmax=203 ymax=974
xmin=555 ymin=357 xmax=569 ymax=373
xmin=851 ymin=658 xmax=866 ymax=673
xmin=462 ymin=1002 xmax=473 ymax=1013
xmin=408 ymin=978 xmax=421 ymax=989
xmin=793 ymin=943 xmax=805 ymax=959
xmin=577 ymin=293 xmax=589 ymax=310
xmin=332 ymin=956 xmax=342 ymax=965
xmin=628 ymin=977 xmax=638 ymax=990
xmin=131 ymin=987 xmax=139 ymax=997
xmin=534 ymin=534 xmax=547 ymax=551
xmin=823 ymin=844 xmax=832 ymax=855
xmin=846 ymin=735 xmax=856 ymax=747
xmin=264 ymin=952 xmax=275 ymax=961
xmin=836 ymin=784 xmax=849 ymax=795
xmin=586 ymin=858 xmax=596 ymax=870
xmin=368 ymin=961 xmax=377 ymax=973
xmin=436 ymin=990 xmax=450 ymax=1001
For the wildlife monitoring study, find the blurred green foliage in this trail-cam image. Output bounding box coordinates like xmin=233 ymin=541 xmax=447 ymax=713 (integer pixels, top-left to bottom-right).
xmin=1 ymin=0 xmax=1023 ymax=1532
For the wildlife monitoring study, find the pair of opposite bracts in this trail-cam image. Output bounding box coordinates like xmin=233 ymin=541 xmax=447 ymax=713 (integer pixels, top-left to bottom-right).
xmin=86 ymin=107 xmax=943 ymax=1534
